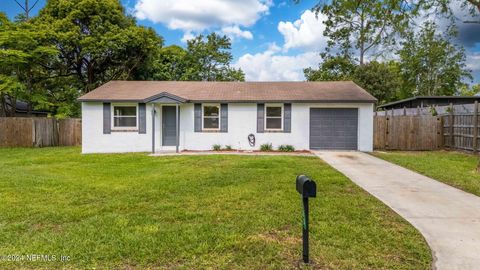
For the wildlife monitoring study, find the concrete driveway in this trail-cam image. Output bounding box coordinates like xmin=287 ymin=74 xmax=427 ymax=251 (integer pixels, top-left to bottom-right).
xmin=314 ymin=151 xmax=480 ymax=270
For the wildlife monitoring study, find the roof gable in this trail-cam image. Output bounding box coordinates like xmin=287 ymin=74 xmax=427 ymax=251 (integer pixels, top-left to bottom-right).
xmin=146 ymin=92 xmax=186 ymax=103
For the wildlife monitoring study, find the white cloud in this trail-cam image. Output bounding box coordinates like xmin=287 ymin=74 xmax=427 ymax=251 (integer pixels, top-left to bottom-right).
xmin=180 ymin=32 xmax=195 ymax=43
xmin=277 ymin=10 xmax=327 ymax=52
xmin=235 ymin=49 xmax=321 ymax=81
xmin=466 ymin=52 xmax=480 ymax=71
xmin=233 ymin=10 xmax=327 ymax=81
xmin=221 ymin=26 xmax=253 ymax=40
xmin=234 ymin=10 xmax=327 ymax=81
xmin=134 ymin=0 xmax=270 ymax=39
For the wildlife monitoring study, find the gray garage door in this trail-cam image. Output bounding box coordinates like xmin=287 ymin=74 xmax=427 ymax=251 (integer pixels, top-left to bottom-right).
xmin=310 ymin=108 xmax=358 ymax=150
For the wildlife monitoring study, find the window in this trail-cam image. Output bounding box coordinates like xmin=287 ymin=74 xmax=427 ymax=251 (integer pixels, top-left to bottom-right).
xmin=265 ymin=104 xmax=283 ymax=130
xmin=203 ymin=104 xmax=220 ymax=130
xmin=113 ymin=105 xmax=137 ymax=129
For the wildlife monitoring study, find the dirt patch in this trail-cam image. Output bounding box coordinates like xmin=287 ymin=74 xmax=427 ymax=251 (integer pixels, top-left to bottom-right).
xmin=250 ymin=230 xmax=301 ymax=246
xmin=336 ymin=154 xmax=358 ymax=160
xmin=249 ymin=228 xmax=326 ymax=269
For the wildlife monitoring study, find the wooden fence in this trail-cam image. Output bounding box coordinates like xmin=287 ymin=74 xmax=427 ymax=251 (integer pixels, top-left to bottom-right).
xmin=0 ymin=117 xmax=81 ymax=147
xmin=442 ymin=101 xmax=480 ymax=152
xmin=374 ymin=115 xmax=443 ymax=150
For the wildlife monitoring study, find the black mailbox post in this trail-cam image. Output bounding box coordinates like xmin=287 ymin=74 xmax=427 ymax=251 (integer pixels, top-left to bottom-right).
xmin=296 ymin=175 xmax=317 ymax=264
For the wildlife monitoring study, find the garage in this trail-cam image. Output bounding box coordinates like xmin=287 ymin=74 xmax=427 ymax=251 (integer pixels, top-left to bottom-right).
xmin=309 ymin=108 xmax=358 ymax=150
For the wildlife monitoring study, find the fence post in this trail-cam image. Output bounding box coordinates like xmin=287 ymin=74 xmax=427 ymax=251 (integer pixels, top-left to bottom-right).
xmin=31 ymin=118 xmax=35 ymax=147
xmin=385 ymin=112 xmax=390 ymax=150
xmin=449 ymin=103 xmax=454 ymax=149
xmin=403 ymin=106 xmax=406 ymax=116
xmin=473 ymin=101 xmax=478 ymax=154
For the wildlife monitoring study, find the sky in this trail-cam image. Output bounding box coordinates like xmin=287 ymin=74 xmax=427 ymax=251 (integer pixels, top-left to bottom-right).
xmin=1 ymin=0 xmax=479 ymax=83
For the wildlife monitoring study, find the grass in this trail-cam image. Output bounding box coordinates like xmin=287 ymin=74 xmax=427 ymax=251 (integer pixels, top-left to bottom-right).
xmin=373 ymin=150 xmax=480 ymax=197
xmin=0 ymin=147 xmax=431 ymax=269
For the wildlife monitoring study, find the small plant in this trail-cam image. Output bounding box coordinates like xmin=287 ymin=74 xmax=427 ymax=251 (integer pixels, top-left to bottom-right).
xmin=212 ymin=144 xmax=222 ymax=151
xmin=260 ymin=143 xmax=273 ymax=151
xmin=278 ymin=145 xmax=295 ymax=152
xmin=224 ymin=145 xmax=232 ymax=150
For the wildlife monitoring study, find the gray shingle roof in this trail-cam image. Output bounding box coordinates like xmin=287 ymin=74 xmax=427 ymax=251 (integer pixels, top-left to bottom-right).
xmin=78 ymin=80 xmax=376 ymax=103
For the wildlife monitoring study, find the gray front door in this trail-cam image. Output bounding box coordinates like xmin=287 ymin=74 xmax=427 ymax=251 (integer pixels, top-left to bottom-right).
xmin=310 ymin=108 xmax=358 ymax=150
xmin=162 ymin=106 xmax=177 ymax=146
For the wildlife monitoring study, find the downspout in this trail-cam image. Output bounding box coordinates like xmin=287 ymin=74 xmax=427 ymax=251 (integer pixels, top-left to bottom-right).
xmin=152 ymin=105 xmax=156 ymax=154
xmin=176 ymin=104 xmax=180 ymax=153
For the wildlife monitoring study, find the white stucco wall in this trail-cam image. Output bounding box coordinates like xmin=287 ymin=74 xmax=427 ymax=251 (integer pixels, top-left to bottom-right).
xmin=81 ymin=102 xmax=374 ymax=153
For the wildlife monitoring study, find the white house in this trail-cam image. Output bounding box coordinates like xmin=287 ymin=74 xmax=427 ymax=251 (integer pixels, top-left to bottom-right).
xmin=78 ymin=81 xmax=376 ymax=154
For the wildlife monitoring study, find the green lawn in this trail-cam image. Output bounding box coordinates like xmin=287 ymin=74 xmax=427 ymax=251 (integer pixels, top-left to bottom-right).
xmin=373 ymin=150 xmax=480 ymax=197
xmin=0 ymin=147 xmax=431 ymax=269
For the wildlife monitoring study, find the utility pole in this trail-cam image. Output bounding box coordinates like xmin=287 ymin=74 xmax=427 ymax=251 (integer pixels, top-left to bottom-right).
xmin=14 ymin=0 xmax=40 ymax=20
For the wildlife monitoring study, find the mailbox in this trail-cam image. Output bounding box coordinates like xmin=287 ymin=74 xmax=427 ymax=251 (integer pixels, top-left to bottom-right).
xmin=296 ymin=175 xmax=317 ymax=198
xmin=295 ymin=175 xmax=317 ymax=264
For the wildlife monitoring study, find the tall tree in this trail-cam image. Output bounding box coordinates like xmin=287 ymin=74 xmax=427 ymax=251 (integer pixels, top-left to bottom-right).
xmin=0 ymin=12 xmax=57 ymax=117
xmin=312 ymin=0 xmax=415 ymax=65
xmin=305 ymin=57 xmax=402 ymax=104
xmin=36 ymin=0 xmax=164 ymax=93
xmin=135 ymin=34 xmax=244 ymax=82
xmin=458 ymin=83 xmax=480 ymax=96
xmin=421 ymin=0 xmax=480 ymax=23
xmin=182 ymin=33 xmax=245 ymax=81
xmin=399 ymin=22 xmax=471 ymax=96
xmin=353 ymin=61 xmax=402 ymax=104
xmin=304 ymin=55 xmax=356 ymax=81
xmin=135 ymin=45 xmax=188 ymax=81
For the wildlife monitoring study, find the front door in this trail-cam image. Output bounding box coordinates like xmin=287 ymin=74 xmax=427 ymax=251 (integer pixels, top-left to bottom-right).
xmin=162 ymin=106 xmax=177 ymax=146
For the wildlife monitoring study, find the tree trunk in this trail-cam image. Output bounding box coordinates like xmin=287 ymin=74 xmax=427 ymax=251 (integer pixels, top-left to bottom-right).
xmin=359 ymin=10 xmax=365 ymax=65
xmin=0 ymin=94 xmax=6 ymax=117
xmin=11 ymin=96 xmax=16 ymax=117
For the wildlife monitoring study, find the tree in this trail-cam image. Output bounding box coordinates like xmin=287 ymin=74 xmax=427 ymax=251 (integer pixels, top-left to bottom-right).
xmin=182 ymin=33 xmax=245 ymax=81
xmin=36 ymin=0 xmax=164 ymax=93
xmin=458 ymin=84 xmax=480 ymax=96
xmin=135 ymin=34 xmax=244 ymax=82
xmin=312 ymin=0 xmax=415 ymax=65
xmin=353 ymin=61 xmax=402 ymax=104
xmin=135 ymin=45 xmax=188 ymax=81
xmin=0 ymin=12 xmax=57 ymax=117
xmin=304 ymin=55 xmax=356 ymax=81
xmin=419 ymin=0 xmax=480 ymax=23
xmin=305 ymin=57 xmax=402 ymax=105
xmin=398 ymin=22 xmax=471 ymax=96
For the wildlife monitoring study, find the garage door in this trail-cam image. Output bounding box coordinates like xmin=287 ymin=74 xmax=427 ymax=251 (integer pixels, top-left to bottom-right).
xmin=310 ymin=108 xmax=358 ymax=150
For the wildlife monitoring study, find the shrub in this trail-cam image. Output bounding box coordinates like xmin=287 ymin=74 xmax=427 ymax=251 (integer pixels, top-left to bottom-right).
xmin=224 ymin=145 xmax=232 ymax=150
xmin=278 ymin=145 xmax=295 ymax=152
xmin=260 ymin=143 xmax=273 ymax=151
xmin=212 ymin=144 xmax=222 ymax=151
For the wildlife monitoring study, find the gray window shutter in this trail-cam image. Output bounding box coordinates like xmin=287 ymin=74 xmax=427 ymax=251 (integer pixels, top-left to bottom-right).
xmin=103 ymin=103 xmax=111 ymax=134
xmin=257 ymin=103 xmax=264 ymax=133
xmin=220 ymin=104 xmax=228 ymax=132
xmin=194 ymin=103 xmax=202 ymax=132
xmin=284 ymin=103 xmax=291 ymax=133
xmin=138 ymin=103 xmax=146 ymax=134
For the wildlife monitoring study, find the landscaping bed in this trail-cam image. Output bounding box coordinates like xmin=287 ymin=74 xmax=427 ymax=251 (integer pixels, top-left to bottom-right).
xmin=0 ymin=147 xmax=431 ymax=269
xmin=180 ymin=149 xmax=313 ymax=155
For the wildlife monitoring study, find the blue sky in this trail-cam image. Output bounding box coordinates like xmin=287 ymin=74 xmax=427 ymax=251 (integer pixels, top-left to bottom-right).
xmin=1 ymin=0 xmax=479 ymax=83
